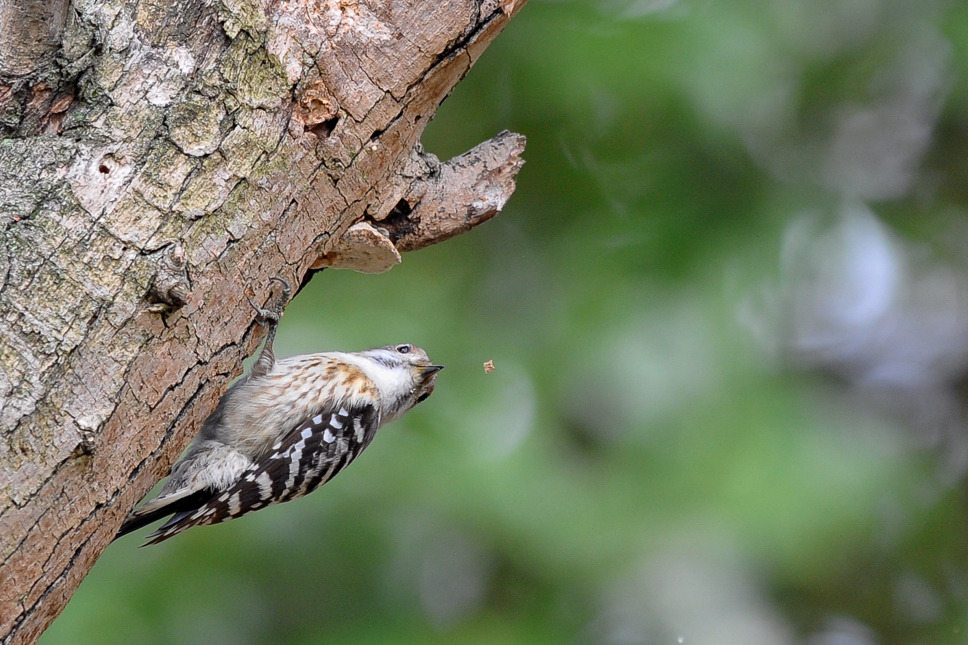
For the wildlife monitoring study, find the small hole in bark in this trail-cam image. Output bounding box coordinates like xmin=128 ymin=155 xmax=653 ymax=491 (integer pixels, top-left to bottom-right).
xmin=389 ymin=199 xmax=412 ymax=218
xmin=98 ymin=154 xmax=118 ymax=175
xmin=414 ymin=115 xmax=422 ymax=122
xmin=310 ymin=116 xmax=339 ymax=138
xmin=379 ymin=199 xmax=416 ymax=242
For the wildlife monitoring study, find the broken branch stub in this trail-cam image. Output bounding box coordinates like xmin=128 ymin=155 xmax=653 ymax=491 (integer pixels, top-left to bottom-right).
xmin=317 ymin=130 xmax=527 ymax=273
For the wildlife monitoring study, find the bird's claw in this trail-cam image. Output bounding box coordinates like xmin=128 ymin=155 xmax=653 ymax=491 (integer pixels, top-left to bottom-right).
xmin=248 ymin=277 xmax=291 ymax=326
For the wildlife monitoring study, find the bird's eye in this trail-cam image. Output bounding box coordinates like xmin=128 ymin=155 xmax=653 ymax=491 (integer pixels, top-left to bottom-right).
xmin=396 ymin=344 xmax=411 ymax=354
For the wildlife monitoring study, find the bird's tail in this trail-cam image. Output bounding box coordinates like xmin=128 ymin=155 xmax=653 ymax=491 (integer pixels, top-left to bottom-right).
xmin=113 ymin=489 xmax=213 ymax=543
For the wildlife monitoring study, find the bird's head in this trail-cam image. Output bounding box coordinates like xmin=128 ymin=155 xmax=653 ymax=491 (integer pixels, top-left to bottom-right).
xmin=354 ymin=344 xmax=443 ymax=421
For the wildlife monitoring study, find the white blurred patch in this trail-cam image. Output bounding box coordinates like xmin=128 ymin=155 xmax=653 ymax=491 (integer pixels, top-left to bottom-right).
xmin=804 ymin=616 xmax=878 ymax=645
xmin=384 ymin=510 xmax=494 ymax=630
xmin=612 ymin=299 xmax=717 ymax=418
xmin=585 ymin=545 xmax=794 ymax=644
xmin=564 ymin=295 xmax=718 ymax=443
xmin=893 ymin=570 xmax=943 ymax=624
xmin=766 ymin=203 xmax=968 ymax=388
xmin=780 ymin=205 xmax=901 ymax=371
xmin=679 ymin=1 xmax=950 ymax=203
xmin=418 ymin=529 xmax=494 ymax=629
xmin=743 ymin=203 xmax=968 ymax=476
xmin=821 ymin=29 xmax=950 ymax=200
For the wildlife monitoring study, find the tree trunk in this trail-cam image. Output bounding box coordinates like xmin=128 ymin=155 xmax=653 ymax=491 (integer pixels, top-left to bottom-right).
xmin=0 ymin=0 xmax=526 ymax=642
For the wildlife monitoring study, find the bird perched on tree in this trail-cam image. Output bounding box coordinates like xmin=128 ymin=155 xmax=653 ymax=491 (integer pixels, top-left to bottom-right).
xmin=115 ymin=278 xmax=443 ymax=545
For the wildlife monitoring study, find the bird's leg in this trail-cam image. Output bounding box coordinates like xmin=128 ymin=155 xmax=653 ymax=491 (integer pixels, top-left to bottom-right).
xmin=247 ymin=277 xmax=291 ymax=379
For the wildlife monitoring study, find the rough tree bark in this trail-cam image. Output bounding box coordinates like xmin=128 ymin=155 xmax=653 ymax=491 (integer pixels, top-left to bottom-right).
xmin=0 ymin=0 xmax=527 ymax=642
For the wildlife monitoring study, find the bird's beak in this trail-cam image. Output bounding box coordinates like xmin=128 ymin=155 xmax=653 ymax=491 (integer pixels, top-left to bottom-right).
xmin=420 ymin=364 xmax=444 ymax=376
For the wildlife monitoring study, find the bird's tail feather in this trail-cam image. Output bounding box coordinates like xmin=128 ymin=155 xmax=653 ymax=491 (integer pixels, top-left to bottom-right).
xmin=113 ymin=489 xmax=214 ymax=542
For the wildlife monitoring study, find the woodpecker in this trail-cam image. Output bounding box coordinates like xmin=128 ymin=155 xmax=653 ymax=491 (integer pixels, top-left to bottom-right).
xmin=115 ymin=279 xmax=443 ymax=545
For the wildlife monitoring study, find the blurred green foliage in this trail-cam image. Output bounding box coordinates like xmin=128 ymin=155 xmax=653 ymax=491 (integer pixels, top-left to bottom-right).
xmin=43 ymin=0 xmax=968 ymax=643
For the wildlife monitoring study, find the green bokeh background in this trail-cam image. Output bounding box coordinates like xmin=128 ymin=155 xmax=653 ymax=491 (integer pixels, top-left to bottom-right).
xmin=43 ymin=1 xmax=968 ymax=643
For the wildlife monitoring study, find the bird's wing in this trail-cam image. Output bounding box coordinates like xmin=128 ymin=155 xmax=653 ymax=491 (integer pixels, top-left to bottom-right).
xmin=140 ymin=402 xmax=380 ymax=545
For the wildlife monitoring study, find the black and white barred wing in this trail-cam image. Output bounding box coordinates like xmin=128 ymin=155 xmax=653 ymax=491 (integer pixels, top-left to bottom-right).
xmin=143 ymin=404 xmax=380 ymax=545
